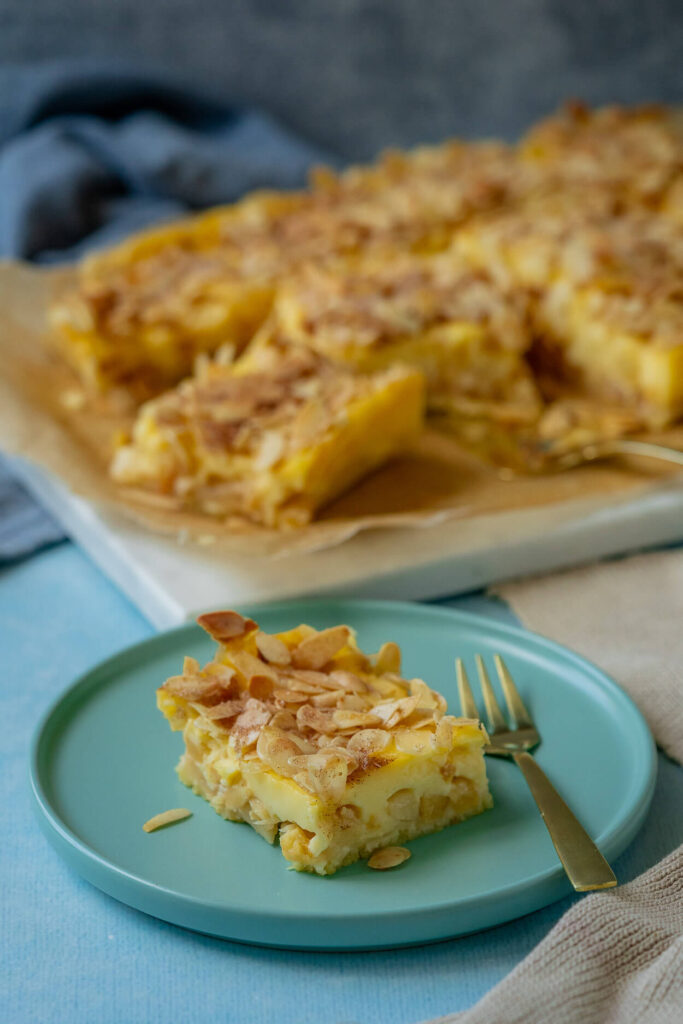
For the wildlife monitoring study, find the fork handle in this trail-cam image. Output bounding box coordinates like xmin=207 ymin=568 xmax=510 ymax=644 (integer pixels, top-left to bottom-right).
xmin=513 ymin=751 xmax=617 ymax=891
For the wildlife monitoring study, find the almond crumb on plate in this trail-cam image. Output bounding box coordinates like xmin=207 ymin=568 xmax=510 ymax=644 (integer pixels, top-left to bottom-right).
xmin=142 ymin=808 xmax=192 ymax=833
xmin=368 ymin=846 xmax=412 ymax=870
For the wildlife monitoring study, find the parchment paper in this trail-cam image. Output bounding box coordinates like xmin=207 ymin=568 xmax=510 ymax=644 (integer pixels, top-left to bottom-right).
xmin=1 ymin=261 xmax=681 ymax=557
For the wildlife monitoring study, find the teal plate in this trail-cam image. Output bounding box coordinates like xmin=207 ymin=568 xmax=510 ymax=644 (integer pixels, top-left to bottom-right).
xmin=30 ymin=599 xmax=656 ymax=951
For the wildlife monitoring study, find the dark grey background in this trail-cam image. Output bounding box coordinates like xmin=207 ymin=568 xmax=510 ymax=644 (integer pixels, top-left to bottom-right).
xmin=1 ymin=0 xmax=681 ymax=159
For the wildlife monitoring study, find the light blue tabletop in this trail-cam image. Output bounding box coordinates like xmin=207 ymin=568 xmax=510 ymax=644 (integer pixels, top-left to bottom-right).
xmin=3 ymin=543 xmax=682 ymax=1024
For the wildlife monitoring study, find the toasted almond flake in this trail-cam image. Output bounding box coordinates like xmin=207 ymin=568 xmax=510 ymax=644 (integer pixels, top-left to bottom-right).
xmin=291 ymin=626 xmax=351 ymax=670
xmin=275 ymin=690 xmax=311 ymax=705
xmin=183 ymin=656 xmax=200 ymax=674
xmin=368 ymin=846 xmax=411 ymax=870
xmin=328 ymin=670 xmax=368 ymax=693
xmin=282 ymin=678 xmax=326 ymax=695
xmin=268 ymin=710 xmax=298 ymax=731
xmin=394 ymin=728 xmax=435 ymax=754
xmin=197 ymin=610 xmax=256 ymax=642
xmin=229 ymin=649 xmax=278 ymax=684
xmin=408 ymin=678 xmax=442 ymax=710
xmin=296 ymin=704 xmax=337 ymax=734
xmin=346 ymin=729 xmax=392 ymax=754
xmin=372 ymin=695 xmax=420 ymax=728
xmin=231 ymin=704 xmax=272 ymax=751
xmin=163 ymin=674 xmax=232 ymax=703
xmin=255 ymin=631 xmax=292 ymax=666
xmin=199 ymin=699 xmax=246 ymax=720
xmin=434 ymin=716 xmax=456 ymax=750
xmin=373 ymin=641 xmax=401 ymax=675
xmin=335 ymin=693 xmax=369 ymax=712
xmin=143 ymin=808 xmax=192 ymax=833
xmin=256 ymin=727 xmax=309 ymax=775
xmin=248 ymin=675 xmax=275 ymax=700
xmin=310 ymin=690 xmax=342 ymax=707
xmin=286 ymin=669 xmax=332 ymax=687
xmin=332 ymin=709 xmax=382 ymax=730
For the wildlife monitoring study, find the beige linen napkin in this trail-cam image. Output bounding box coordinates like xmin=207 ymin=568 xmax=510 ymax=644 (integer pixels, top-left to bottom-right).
xmin=435 ymin=843 xmax=683 ymax=1024
xmin=495 ymin=547 xmax=683 ymax=763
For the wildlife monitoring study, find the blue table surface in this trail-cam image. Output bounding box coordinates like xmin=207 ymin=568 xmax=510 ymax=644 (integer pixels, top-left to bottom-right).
xmin=2 ymin=542 xmax=682 ymax=1024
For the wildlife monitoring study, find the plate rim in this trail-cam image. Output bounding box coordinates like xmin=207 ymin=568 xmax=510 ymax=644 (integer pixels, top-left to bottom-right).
xmin=30 ymin=598 xmax=658 ymax=945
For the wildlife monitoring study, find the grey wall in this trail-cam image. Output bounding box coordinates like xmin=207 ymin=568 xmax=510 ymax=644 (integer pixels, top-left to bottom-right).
xmin=2 ymin=0 xmax=681 ymax=159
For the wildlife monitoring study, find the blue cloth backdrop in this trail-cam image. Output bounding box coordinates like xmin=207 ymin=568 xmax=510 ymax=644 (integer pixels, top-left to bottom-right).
xmin=0 ymin=61 xmax=334 ymax=559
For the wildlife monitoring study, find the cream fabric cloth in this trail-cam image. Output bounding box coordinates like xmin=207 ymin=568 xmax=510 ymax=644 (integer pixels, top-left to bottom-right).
xmin=495 ymin=547 xmax=683 ymax=764
xmin=437 ymin=843 xmax=683 ymax=1024
xmin=424 ymin=548 xmax=683 ymax=1024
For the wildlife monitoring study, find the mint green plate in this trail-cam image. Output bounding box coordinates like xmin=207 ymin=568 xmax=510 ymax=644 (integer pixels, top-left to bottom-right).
xmin=30 ymin=599 xmax=656 ymax=950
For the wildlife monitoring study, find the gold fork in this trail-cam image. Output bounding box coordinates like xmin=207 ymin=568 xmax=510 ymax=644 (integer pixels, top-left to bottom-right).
xmin=457 ymin=654 xmax=617 ymax=892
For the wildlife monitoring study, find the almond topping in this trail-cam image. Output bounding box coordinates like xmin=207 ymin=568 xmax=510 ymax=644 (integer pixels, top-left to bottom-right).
xmin=143 ymin=808 xmax=192 ymax=833
xmin=248 ymin=675 xmax=275 ymax=700
xmin=434 ymin=716 xmax=456 ymax=750
xmin=373 ymin=641 xmax=402 ymax=675
xmin=197 ymin=610 xmax=257 ymax=642
xmin=368 ymin=846 xmax=411 ymax=870
xmin=296 ymin=704 xmax=337 ymax=734
xmin=372 ymin=695 xmax=420 ymax=728
xmin=346 ymin=729 xmax=391 ymax=754
xmin=200 ymin=699 xmax=246 ymax=720
xmin=163 ymin=673 xmax=233 ymax=704
xmin=332 ymin=709 xmax=382 ymax=730
xmin=229 ymin=649 xmax=278 ymax=684
xmin=291 ymin=626 xmax=351 ymax=670
xmin=231 ymin=703 xmax=272 ymax=751
xmin=255 ymin=631 xmax=292 ymax=666
xmin=328 ymin=670 xmax=369 ymax=693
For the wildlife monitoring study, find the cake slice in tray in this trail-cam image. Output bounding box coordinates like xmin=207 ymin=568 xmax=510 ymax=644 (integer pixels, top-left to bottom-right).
xmin=110 ymin=341 xmax=424 ymax=527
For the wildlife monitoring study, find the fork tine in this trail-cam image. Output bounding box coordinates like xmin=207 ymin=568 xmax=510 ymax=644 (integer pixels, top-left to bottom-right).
xmin=456 ymin=659 xmax=480 ymax=719
xmin=494 ymin=655 xmax=533 ymax=728
xmin=475 ymin=654 xmax=507 ymax=733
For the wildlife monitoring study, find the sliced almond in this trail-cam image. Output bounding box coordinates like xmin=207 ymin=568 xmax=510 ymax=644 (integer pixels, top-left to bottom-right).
xmin=143 ymin=808 xmax=192 ymax=833
xmin=290 ymin=750 xmax=349 ymax=802
xmin=229 ymin=649 xmax=278 ymax=685
xmin=372 ymin=695 xmax=420 ymax=729
xmin=287 ymin=669 xmax=332 ymax=687
xmin=296 ymin=704 xmax=337 ymax=735
xmin=408 ymin=678 xmax=441 ymax=710
xmin=182 ymin=656 xmax=200 ymax=674
xmin=335 ymin=693 xmax=369 ymax=712
xmin=310 ymin=690 xmax=343 ymax=707
xmin=255 ymin=631 xmax=292 ymax=666
xmin=332 ymin=709 xmax=382 ymax=730
xmin=394 ymin=728 xmax=435 ymax=754
xmin=163 ymin=673 xmax=232 ymax=704
xmin=231 ymin=704 xmax=272 ymax=751
xmin=434 ymin=716 xmax=456 ymax=750
xmin=248 ymin=675 xmax=275 ymax=700
xmin=291 ymin=626 xmax=351 ymax=670
xmin=197 ymin=610 xmax=257 ymax=642
xmin=269 ymin=710 xmax=298 ymax=731
xmin=328 ymin=670 xmax=368 ymax=694
xmin=373 ymin=641 xmax=401 ymax=675
xmin=256 ymin=727 xmax=307 ymax=776
xmin=368 ymin=846 xmax=411 ymax=870
xmin=346 ymin=729 xmax=391 ymax=755
xmin=199 ymin=699 xmax=246 ymax=720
